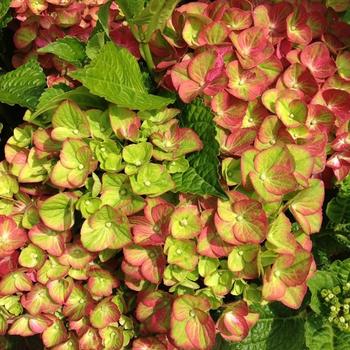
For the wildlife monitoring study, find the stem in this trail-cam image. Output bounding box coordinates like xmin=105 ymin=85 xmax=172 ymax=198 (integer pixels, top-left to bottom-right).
xmin=140 ymin=42 xmax=155 ymax=72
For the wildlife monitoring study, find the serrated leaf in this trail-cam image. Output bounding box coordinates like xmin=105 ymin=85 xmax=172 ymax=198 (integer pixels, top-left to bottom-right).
xmin=86 ymin=32 xmax=106 ymax=60
xmin=27 ymin=86 xmax=107 ymax=125
xmin=215 ymin=304 xmax=306 ymax=350
xmin=131 ymin=0 xmax=181 ymax=42
xmin=307 ymin=270 xmax=338 ymax=314
xmin=305 ymin=314 xmax=350 ymax=350
xmin=69 ymin=42 xmax=174 ymax=110
xmin=172 ymin=99 xmax=227 ymax=199
xmin=97 ymin=0 xmax=112 ymax=37
xmin=116 ymin=0 xmax=145 ymax=19
xmin=0 ymin=59 xmax=46 ymax=110
xmin=38 ymin=37 xmax=87 ymax=67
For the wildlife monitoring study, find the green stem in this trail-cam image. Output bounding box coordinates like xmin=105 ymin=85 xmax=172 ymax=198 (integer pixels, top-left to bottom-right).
xmin=140 ymin=42 xmax=155 ymax=72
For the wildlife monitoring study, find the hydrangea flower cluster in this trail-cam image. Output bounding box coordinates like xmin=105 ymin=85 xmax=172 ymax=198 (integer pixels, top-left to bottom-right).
xmin=0 ymin=95 xmax=322 ymax=348
xmin=0 ymin=100 xmax=252 ymax=349
xmin=154 ymin=0 xmax=350 ymax=181
xmin=10 ymin=0 xmax=139 ymax=86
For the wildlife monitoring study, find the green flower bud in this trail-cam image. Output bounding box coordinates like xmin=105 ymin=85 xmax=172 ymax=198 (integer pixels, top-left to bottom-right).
xmin=333 ymin=286 xmax=341 ymax=295
xmin=321 ymin=289 xmax=329 ymax=298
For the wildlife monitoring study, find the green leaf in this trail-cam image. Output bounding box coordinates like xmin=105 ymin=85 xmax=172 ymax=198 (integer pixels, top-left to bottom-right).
xmin=307 ymin=270 xmax=338 ymax=314
xmin=69 ymin=42 xmax=174 ymax=110
xmin=131 ymin=0 xmax=181 ymax=42
xmin=0 ymin=0 xmax=10 ymax=20
xmin=0 ymin=59 xmax=46 ymax=110
xmin=97 ymin=0 xmax=112 ymax=37
xmin=116 ymin=0 xmax=145 ymax=19
xmin=37 ymin=37 xmax=87 ymax=67
xmin=27 ymin=86 xmax=107 ymax=125
xmin=172 ymin=99 xmax=227 ymax=199
xmin=344 ymin=9 xmax=350 ymax=24
xmin=0 ymin=0 xmax=11 ymax=29
xmin=326 ymin=175 xmax=350 ymax=224
xmin=215 ymin=304 xmax=306 ymax=350
xmin=86 ymin=32 xmax=106 ymax=60
xmin=305 ymin=314 xmax=350 ymax=350
xmin=329 ymin=258 xmax=350 ymax=285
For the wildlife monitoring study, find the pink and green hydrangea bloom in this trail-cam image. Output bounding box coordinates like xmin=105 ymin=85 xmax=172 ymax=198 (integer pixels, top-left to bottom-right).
xmin=2 ymin=0 xmax=350 ymax=348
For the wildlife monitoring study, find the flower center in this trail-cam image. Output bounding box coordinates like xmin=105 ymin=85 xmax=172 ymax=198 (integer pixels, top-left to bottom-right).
xmin=179 ymin=218 xmax=188 ymax=227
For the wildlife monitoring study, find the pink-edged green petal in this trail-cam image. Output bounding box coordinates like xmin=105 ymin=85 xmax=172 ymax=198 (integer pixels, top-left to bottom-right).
xmin=166 ymin=237 xmax=198 ymax=271
xmin=42 ymin=318 xmax=68 ymax=348
xmin=276 ymin=249 xmax=312 ymax=286
xmin=172 ymin=294 xmax=210 ymax=322
xmin=283 ymin=63 xmax=318 ymax=99
xmin=21 ymin=284 xmax=59 ymax=315
xmin=230 ymin=27 xmax=274 ymax=68
xmin=37 ymin=257 xmax=69 ymax=284
xmin=300 ymin=42 xmax=336 ymax=80
xmin=0 ymin=216 xmax=27 ymax=257
xmin=286 ymin=144 xmax=314 ymax=186
xmin=262 ymin=267 xmax=286 ymax=301
xmin=322 ymin=89 xmax=350 ymax=123
xmin=0 ymin=270 xmax=32 ymax=295
xmin=257 ymin=55 xmax=283 ymax=85
xmin=286 ymin=8 xmax=312 ymax=45
xmin=293 ymin=209 xmax=323 ymax=235
xmin=241 ymin=148 xmax=258 ymax=187
xmin=170 ymin=205 xmax=202 ymax=239
xmin=277 ymin=283 xmax=307 ymax=309
xmin=59 ymin=242 xmax=94 ymax=269
xmin=182 ymin=16 xmax=210 ymax=48
xmin=136 ymin=290 xmax=172 ymax=334
xmin=223 ymin=8 xmax=252 ymax=31
xmin=79 ymin=327 xmax=102 ymax=350
xmin=99 ymin=326 xmax=124 ymax=350
xmin=290 ymin=179 xmax=324 ymax=215
xmin=38 ymin=192 xmax=75 ymax=232
xmin=87 ymin=268 xmax=119 ymax=297
xmin=9 ymin=314 xmax=52 ymax=337
xmin=336 ymin=51 xmax=350 ymax=81
xmin=47 ymin=277 xmax=74 ymax=305
xmin=52 ymin=100 xmax=90 ymax=141
xmin=81 ymin=205 xmax=131 ymax=252
xmin=227 ymin=61 xmax=268 ymax=101
xmin=19 ymin=243 xmax=45 ymax=269
xmin=90 ymin=298 xmax=121 ymax=329
xmin=267 ymin=213 xmax=298 ymax=255
xmin=198 ymin=21 xmax=229 ymax=46
xmin=109 ymin=106 xmax=140 ymax=142
xmin=306 ymin=104 xmax=334 ymax=132
xmin=28 ymin=223 xmax=70 ymax=256
xmin=185 ymin=312 xmax=216 ymax=350
xmin=62 ymin=285 xmax=93 ymax=321
xmin=51 ymin=334 xmax=79 ymax=350
xmin=232 ymin=199 xmax=268 ymax=244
